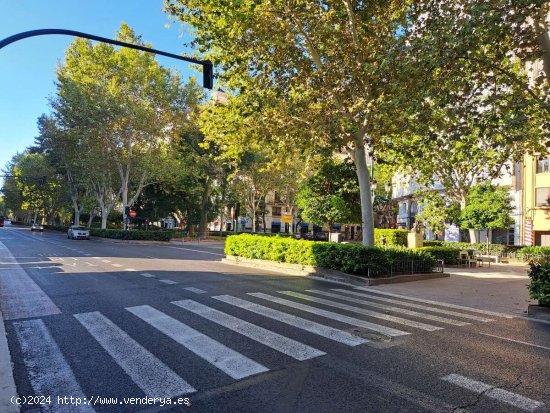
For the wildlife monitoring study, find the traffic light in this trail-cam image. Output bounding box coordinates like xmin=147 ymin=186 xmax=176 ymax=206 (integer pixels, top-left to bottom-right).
xmin=124 ymin=206 xmax=130 ymax=216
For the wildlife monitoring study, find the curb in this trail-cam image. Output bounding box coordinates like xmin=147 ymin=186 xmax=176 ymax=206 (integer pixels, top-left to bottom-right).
xmin=0 ymin=309 xmax=19 ymax=413
xmin=222 ymin=256 xmax=450 ymax=286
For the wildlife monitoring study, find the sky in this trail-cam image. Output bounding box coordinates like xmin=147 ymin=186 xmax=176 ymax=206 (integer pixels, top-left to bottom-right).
xmin=0 ymin=0 xmax=200 ymax=182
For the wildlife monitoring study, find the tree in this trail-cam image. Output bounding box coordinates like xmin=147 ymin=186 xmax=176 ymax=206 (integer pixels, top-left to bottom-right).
xmin=460 ymin=182 xmax=514 ymax=246
xmin=296 ymin=159 xmax=361 ymax=231
xmin=415 ymin=190 xmax=461 ymax=236
xmin=166 ymin=0 xmax=416 ymax=247
xmin=53 ymin=24 xmax=199 ymax=229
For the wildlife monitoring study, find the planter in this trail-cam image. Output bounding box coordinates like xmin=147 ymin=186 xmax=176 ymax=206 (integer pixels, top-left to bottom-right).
xmin=527 ymin=304 xmax=550 ymax=321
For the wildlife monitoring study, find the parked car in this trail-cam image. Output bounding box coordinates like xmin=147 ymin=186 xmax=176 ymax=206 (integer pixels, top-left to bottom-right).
xmin=67 ymin=225 xmax=90 ymax=240
xmin=31 ymin=223 xmax=44 ymax=232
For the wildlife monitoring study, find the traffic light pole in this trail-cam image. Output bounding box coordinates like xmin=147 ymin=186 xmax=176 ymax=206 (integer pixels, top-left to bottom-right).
xmin=0 ymin=29 xmax=214 ymax=89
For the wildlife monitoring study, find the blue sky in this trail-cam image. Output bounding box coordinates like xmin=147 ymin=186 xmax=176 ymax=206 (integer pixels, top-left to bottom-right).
xmin=0 ymin=0 xmax=199 ymax=180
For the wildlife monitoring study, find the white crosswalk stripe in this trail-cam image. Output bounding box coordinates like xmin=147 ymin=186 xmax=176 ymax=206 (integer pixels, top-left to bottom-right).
xmin=335 ymin=289 xmax=494 ymax=322
xmin=354 ymin=287 xmax=510 ymax=318
xmin=279 ymin=291 xmax=442 ymax=332
xmin=213 ymin=295 xmax=367 ymax=346
xmin=13 ymin=319 xmax=96 ymax=413
xmin=173 ymin=299 xmax=325 ymax=360
xmin=248 ymin=292 xmax=409 ymax=337
xmin=308 ymin=290 xmax=470 ymax=326
xmin=126 ymin=305 xmax=268 ymax=380
xmin=442 ymin=374 xmax=545 ymax=412
xmin=74 ymin=311 xmax=195 ymax=397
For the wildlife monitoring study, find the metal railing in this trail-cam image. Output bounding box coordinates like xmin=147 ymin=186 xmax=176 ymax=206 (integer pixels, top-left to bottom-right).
xmin=366 ymin=259 xmax=444 ymax=278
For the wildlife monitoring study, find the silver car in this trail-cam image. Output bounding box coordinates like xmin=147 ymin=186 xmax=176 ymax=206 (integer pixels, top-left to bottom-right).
xmin=67 ymin=225 xmax=90 ymax=240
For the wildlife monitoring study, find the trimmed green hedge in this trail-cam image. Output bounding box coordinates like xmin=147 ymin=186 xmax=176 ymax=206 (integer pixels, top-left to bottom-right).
xmin=44 ymin=225 xmax=69 ymax=232
xmin=415 ymin=246 xmax=460 ymax=265
xmin=225 ymin=234 xmax=436 ymax=277
xmin=517 ymin=246 xmax=550 ymax=260
xmin=89 ymin=229 xmax=172 ymax=241
xmin=374 ymin=229 xmax=409 ymax=247
xmin=528 ymin=261 xmax=550 ymax=306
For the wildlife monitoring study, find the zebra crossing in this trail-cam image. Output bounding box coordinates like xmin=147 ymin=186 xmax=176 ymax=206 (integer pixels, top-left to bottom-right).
xmin=11 ymin=287 xmax=512 ymax=411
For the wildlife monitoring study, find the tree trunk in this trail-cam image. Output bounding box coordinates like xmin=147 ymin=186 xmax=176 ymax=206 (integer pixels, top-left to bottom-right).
xmin=101 ymin=211 xmax=108 ymax=229
xmin=87 ymin=210 xmax=95 ymax=228
xmin=350 ymin=138 xmax=375 ymax=247
xmin=262 ymin=209 xmax=266 ymax=233
xmin=199 ymin=178 xmax=211 ymax=237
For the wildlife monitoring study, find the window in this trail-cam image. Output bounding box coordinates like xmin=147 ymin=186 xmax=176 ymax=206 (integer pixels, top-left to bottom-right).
xmin=536 ymin=187 xmax=550 ymax=206
xmin=272 ymin=206 xmax=282 ymax=216
xmin=274 ymin=191 xmax=282 ymax=203
xmin=537 ymin=157 xmax=550 ymax=173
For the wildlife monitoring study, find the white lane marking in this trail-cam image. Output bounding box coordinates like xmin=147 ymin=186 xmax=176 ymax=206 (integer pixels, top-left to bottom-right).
xmin=310 ymin=290 xmax=469 ymax=326
xmin=159 ymin=279 xmax=178 ymax=285
xmin=13 ymin=319 xmax=95 ymax=413
xmin=184 ymin=287 xmax=206 ymax=294
xmin=248 ymin=293 xmax=409 ymax=337
xmin=479 ymin=333 xmax=550 ymax=351
xmin=204 ymin=295 xmax=367 ymax=347
xmin=141 ymin=273 xmax=156 ymax=278
xmin=125 ymin=268 xmax=137 ymax=272
xmin=111 ymin=264 xmax=123 ymax=268
xmin=127 ymin=305 xmax=268 ymax=380
xmin=173 ymin=299 xmax=325 ymax=361
xmin=336 ymin=289 xmax=493 ymax=323
xmin=74 ymin=311 xmax=195 ymax=397
xmin=442 ymin=374 xmax=545 ymax=412
xmin=101 ymin=260 xmax=111 ymax=263
xmin=167 ymin=246 xmax=224 ymax=256
xmin=355 ymin=287 xmax=512 ymax=318
xmin=0 ymin=242 xmax=61 ymax=320
xmin=280 ymin=291 xmax=442 ymax=332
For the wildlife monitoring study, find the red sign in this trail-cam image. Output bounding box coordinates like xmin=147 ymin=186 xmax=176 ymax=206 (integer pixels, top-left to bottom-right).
xmin=129 ymin=210 xmax=137 ymax=218
xmin=524 ymin=219 xmax=533 ymax=246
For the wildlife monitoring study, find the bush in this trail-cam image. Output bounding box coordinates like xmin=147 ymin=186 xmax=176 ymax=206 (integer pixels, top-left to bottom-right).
xmin=89 ymin=229 xmax=172 ymax=241
xmin=527 ymin=261 xmax=550 ymax=306
xmin=374 ymin=229 xmax=409 ymax=247
xmin=517 ymin=246 xmax=550 ymax=261
xmin=225 ymin=234 xmax=436 ymax=277
xmin=415 ymin=246 xmax=460 ymax=265
xmin=423 ymin=240 xmax=444 ymax=246
xmin=43 ymin=225 xmax=69 ymax=232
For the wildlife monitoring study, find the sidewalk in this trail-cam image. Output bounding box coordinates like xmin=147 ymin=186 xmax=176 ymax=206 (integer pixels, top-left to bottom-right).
xmin=368 ymin=263 xmax=535 ymax=316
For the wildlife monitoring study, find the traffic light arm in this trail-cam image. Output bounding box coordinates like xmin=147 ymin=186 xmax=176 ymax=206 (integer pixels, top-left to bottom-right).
xmin=0 ymin=29 xmax=214 ymax=89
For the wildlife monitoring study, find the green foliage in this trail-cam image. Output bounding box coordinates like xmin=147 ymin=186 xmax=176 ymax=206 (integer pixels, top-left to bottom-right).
xmin=415 ymin=247 xmax=461 ymax=265
xmin=89 ymin=229 xmax=172 ymax=241
xmin=460 ymin=182 xmax=514 ymax=231
xmin=296 ymin=159 xmax=361 ymax=227
xmin=43 ymin=225 xmax=69 ymax=232
xmin=225 ymin=234 xmax=435 ymax=277
xmin=527 ymin=261 xmax=550 ymax=306
xmin=517 ymin=247 xmax=550 ymax=261
xmin=373 ymin=229 xmax=409 ymax=247
xmin=415 ymin=191 xmax=461 ymax=233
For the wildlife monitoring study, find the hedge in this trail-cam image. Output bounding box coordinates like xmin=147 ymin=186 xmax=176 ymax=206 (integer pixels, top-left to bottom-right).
xmin=44 ymin=225 xmax=69 ymax=232
xmin=373 ymin=229 xmax=409 ymax=247
xmin=415 ymin=246 xmax=460 ymax=265
xmin=517 ymin=246 xmax=550 ymax=260
xmin=225 ymin=234 xmax=436 ymax=277
xmin=528 ymin=261 xmax=550 ymax=306
xmin=89 ymin=229 xmax=172 ymax=241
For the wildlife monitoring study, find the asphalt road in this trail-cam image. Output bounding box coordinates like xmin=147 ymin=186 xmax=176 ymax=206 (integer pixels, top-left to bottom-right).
xmin=0 ymin=224 xmax=549 ymax=413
